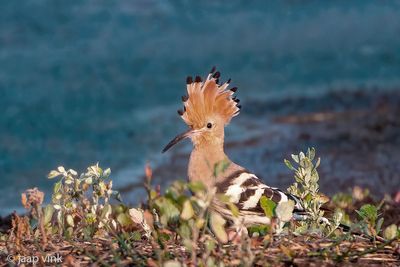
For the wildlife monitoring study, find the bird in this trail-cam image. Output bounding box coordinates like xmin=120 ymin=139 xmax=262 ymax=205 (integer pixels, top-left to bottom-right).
xmin=162 ymin=68 xmax=309 ymax=228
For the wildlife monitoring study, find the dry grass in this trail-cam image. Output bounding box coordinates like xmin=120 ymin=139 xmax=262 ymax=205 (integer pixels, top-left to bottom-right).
xmin=1 ymin=227 xmax=399 ymax=266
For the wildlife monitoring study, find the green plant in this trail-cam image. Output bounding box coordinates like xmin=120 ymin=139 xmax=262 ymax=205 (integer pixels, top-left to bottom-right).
xmin=152 ymin=180 xmax=222 ymax=265
xmin=285 ymin=148 xmax=336 ymax=235
xmin=355 ymin=203 xmax=384 ymax=240
xmin=331 ymin=192 xmax=353 ymax=209
xmin=47 ymin=163 xmax=121 ymax=239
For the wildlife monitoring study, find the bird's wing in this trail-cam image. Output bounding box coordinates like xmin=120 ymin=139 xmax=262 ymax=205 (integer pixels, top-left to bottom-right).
xmin=215 ymin=170 xmax=305 ymax=224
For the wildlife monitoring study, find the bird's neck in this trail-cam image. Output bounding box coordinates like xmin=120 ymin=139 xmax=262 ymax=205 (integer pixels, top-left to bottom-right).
xmin=188 ymin=141 xmax=229 ymax=189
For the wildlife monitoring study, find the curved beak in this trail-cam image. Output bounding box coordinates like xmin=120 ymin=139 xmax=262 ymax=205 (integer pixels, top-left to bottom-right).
xmin=162 ymin=128 xmax=194 ymax=153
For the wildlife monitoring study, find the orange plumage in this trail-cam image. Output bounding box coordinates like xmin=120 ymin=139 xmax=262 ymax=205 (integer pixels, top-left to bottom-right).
xmin=179 ymin=68 xmax=240 ymax=129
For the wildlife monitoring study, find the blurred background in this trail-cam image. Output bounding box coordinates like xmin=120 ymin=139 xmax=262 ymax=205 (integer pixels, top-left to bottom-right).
xmin=1 ymin=1 xmax=400 ymax=215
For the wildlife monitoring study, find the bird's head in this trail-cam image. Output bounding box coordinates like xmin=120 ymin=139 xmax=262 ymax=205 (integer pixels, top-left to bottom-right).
xmin=162 ymin=67 xmax=241 ymax=153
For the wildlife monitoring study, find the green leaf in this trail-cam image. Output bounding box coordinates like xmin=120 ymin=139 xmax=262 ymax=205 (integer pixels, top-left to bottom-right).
xmin=65 ymin=227 xmax=73 ymax=239
xmin=304 ymin=193 xmax=313 ymax=203
xmin=83 ymin=226 xmax=95 ymax=239
xmin=188 ymin=181 xmax=206 ymax=194
xmin=183 ymin=238 xmax=193 ymax=251
xmin=332 ymin=192 xmax=353 ymax=209
xmin=131 ymin=231 xmax=141 ymax=241
xmin=376 ymin=217 xmax=384 ymax=234
xmin=66 ymin=214 xmax=74 ymax=227
xmin=356 ymin=204 xmax=378 ymax=223
xmin=248 ymin=225 xmax=270 ymax=236
xmin=210 ymin=211 xmax=228 ymax=243
xmin=206 ymin=257 xmax=216 ymax=267
xmin=294 ymin=224 xmax=308 ymax=235
xmin=150 ymin=190 xmax=158 ymax=200
xmin=103 ymin=168 xmax=111 ymax=177
xmin=216 ymin=193 xmax=231 ymax=203
xmin=154 ymin=198 xmax=180 ymax=225
xmin=276 ymin=200 xmax=295 ymax=222
xmin=43 ymin=205 xmax=54 ymax=225
xmin=180 ymin=200 xmax=194 ymax=220
xmin=284 ymin=159 xmax=295 ymax=170
xmin=260 ymin=196 xmax=277 ymax=218
xmin=291 ymin=154 xmax=300 ymax=163
xmin=213 ymin=159 xmax=231 ymax=177
xmin=113 ymin=191 xmax=123 ymax=202
xmin=68 ymin=169 xmax=77 ymax=176
xmin=178 ymin=222 xmax=191 ymax=239
xmin=307 ymin=147 xmax=315 ymax=161
xmin=227 ymin=202 xmax=240 ymax=218
xmin=97 ymin=166 xmax=103 ymax=176
xmin=48 ymin=170 xmax=60 ymax=179
xmin=53 ymin=181 xmax=62 ymax=194
xmin=88 ymin=164 xmax=101 ymax=177
xmin=383 ymin=224 xmax=398 ymax=240
xmin=159 ymin=231 xmax=171 ymax=242
xmin=100 ymin=204 xmax=112 ymax=220
xmin=332 ymin=209 xmax=343 ymax=225
xmin=117 ymin=213 xmax=133 ymax=227
xmin=195 ymin=218 xmax=205 ymax=229
xmin=216 ymin=194 xmax=239 ymax=217
xmin=205 ymin=239 xmax=216 ymax=252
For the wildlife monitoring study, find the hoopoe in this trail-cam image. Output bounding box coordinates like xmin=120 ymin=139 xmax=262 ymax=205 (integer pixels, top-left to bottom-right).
xmin=162 ymin=67 xmax=306 ymax=227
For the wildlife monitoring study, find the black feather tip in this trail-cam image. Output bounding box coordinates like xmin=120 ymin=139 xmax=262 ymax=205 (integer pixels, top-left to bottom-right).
xmin=186 ymin=76 xmax=193 ymax=84
xmin=177 ymin=109 xmax=184 ymax=116
xmin=210 ymin=66 xmax=216 ymax=73
xmin=213 ymin=71 xmax=220 ymax=79
xmin=181 ymin=95 xmax=188 ymax=102
xmin=227 ymin=78 xmax=231 ymax=84
xmin=230 ymin=87 xmax=237 ymax=92
xmin=195 ymin=76 xmax=202 ymax=83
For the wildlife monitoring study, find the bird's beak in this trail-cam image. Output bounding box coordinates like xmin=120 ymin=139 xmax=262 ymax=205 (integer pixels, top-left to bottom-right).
xmin=162 ymin=128 xmax=194 ymax=153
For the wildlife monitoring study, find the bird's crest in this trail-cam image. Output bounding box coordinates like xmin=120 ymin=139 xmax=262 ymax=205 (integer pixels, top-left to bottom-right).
xmin=178 ymin=67 xmax=241 ymax=128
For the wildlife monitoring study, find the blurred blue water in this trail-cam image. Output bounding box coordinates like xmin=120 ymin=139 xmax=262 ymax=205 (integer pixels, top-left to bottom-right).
xmin=1 ymin=1 xmax=400 ymax=214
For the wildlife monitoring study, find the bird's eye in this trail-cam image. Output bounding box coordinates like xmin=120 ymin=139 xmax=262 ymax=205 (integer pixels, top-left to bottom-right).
xmin=207 ymin=123 xmax=212 ymax=129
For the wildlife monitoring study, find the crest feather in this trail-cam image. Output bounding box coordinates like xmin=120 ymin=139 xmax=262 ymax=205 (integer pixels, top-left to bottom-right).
xmin=179 ymin=69 xmax=240 ymax=128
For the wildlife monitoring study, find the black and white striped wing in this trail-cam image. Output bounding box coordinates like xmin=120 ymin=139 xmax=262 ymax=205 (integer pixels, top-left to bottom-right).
xmin=216 ymin=170 xmax=304 ymax=225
